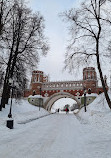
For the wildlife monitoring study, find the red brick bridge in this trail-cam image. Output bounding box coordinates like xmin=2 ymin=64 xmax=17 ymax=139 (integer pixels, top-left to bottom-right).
xmin=24 ymin=67 xmax=107 ymax=110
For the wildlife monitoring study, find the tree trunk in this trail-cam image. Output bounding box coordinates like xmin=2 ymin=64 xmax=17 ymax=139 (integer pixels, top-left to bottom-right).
xmin=0 ymin=60 xmax=11 ymax=110
xmin=0 ymin=0 xmax=3 ymax=35
xmin=96 ymin=53 xmax=111 ymax=109
xmin=0 ymin=51 xmax=18 ymax=110
xmin=0 ymin=83 xmax=9 ymax=109
xmin=0 ymin=74 xmax=9 ymax=110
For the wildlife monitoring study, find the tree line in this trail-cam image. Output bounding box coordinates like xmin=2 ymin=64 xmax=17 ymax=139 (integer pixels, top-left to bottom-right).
xmin=0 ymin=0 xmax=49 ymax=111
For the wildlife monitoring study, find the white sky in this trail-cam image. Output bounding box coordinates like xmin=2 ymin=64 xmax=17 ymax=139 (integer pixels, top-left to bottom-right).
xmin=27 ymin=0 xmax=83 ymax=81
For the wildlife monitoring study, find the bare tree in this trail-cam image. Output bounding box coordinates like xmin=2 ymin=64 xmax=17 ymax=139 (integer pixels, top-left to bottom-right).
xmin=62 ymin=0 xmax=111 ymax=109
xmin=12 ymin=60 xmax=28 ymax=98
xmin=0 ymin=0 xmax=49 ymax=110
xmin=0 ymin=0 xmax=13 ymax=36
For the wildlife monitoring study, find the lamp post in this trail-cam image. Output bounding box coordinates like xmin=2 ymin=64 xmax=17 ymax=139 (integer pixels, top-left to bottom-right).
xmin=8 ymin=78 xmax=14 ymax=118
xmin=83 ymin=87 xmax=87 ymax=112
xmin=37 ymin=86 xmax=42 ymax=111
xmin=6 ymin=78 xmax=14 ymax=129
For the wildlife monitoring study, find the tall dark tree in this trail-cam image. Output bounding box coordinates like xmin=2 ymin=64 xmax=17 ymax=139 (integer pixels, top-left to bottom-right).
xmin=0 ymin=0 xmax=49 ymax=110
xmin=13 ymin=60 xmax=28 ymax=98
xmin=0 ymin=68 xmax=4 ymax=88
xmin=0 ymin=0 xmax=3 ymax=35
xmin=62 ymin=0 xmax=111 ymax=109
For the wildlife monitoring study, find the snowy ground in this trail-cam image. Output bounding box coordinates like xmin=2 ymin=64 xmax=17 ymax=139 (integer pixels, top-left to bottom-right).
xmin=0 ymin=93 xmax=111 ymax=158
xmin=0 ymin=98 xmax=49 ymax=127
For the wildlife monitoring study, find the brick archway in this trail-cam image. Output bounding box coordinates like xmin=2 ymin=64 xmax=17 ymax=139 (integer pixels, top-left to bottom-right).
xmin=24 ymin=67 xmax=106 ymax=100
xmin=44 ymin=92 xmax=81 ymax=111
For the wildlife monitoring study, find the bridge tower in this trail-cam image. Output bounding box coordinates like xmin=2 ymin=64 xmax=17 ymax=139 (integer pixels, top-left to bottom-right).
xmin=83 ymin=67 xmax=98 ymax=93
xmin=30 ymin=70 xmax=44 ymax=95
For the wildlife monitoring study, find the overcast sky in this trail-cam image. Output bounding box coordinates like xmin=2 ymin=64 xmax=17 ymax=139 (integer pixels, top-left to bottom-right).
xmin=26 ymin=0 xmax=111 ymax=86
xmin=27 ymin=0 xmax=83 ymax=81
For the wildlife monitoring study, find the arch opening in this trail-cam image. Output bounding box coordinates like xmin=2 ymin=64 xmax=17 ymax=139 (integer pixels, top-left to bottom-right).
xmin=51 ymin=98 xmax=78 ymax=113
xmin=44 ymin=92 xmax=81 ymax=111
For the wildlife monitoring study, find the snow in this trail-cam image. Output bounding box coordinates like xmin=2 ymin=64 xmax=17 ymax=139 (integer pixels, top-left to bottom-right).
xmin=73 ymin=109 xmax=79 ymax=114
xmin=0 ymin=93 xmax=111 ymax=157
xmin=0 ymin=98 xmax=49 ymax=127
xmin=76 ymin=92 xmax=111 ymax=132
xmin=28 ymin=95 xmax=43 ymax=98
xmin=81 ymin=93 xmax=98 ymax=97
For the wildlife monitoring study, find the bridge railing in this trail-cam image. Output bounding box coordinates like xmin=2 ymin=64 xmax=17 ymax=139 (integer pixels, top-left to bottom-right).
xmin=42 ymin=81 xmax=83 ymax=91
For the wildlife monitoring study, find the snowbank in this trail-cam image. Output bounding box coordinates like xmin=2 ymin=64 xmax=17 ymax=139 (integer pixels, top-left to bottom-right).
xmin=28 ymin=95 xmax=43 ymax=98
xmin=0 ymin=98 xmax=49 ymax=128
xmin=77 ymin=92 xmax=111 ymax=131
xmin=81 ymin=93 xmax=98 ymax=97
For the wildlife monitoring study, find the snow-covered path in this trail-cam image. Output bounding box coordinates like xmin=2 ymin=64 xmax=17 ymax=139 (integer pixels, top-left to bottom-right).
xmin=0 ymin=113 xmax=111 ymax=158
